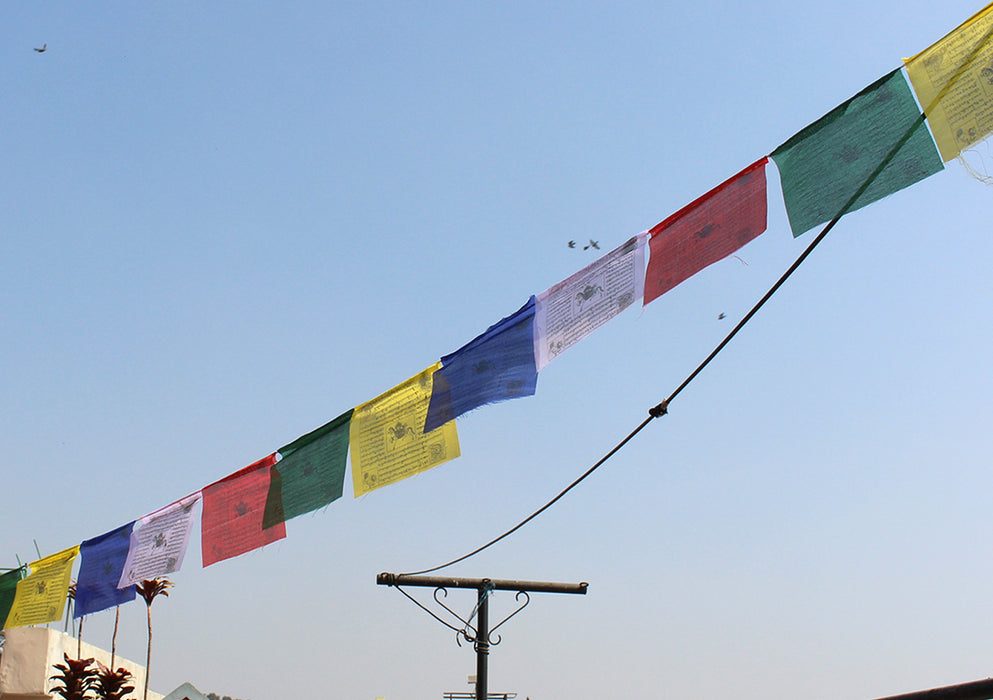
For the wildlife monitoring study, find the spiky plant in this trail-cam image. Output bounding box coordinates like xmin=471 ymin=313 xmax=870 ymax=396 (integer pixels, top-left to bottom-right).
xmin=49 ymin=652 xmax=98 ymax=700
xmin=94 ymin=662 xmax=135 ymax=700
xmin=135 ymin=578 xmax=173 ymax=700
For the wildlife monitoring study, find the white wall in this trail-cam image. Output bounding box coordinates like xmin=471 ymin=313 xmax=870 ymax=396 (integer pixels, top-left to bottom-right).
xmin=0 ymin=627 xmax=163 ymax=700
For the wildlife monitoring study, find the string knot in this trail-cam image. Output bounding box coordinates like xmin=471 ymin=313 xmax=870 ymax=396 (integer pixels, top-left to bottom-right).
xmin=648 ymin=400 xmax=668 ymax=418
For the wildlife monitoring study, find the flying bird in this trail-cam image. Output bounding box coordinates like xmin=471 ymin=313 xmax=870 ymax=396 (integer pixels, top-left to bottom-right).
xmin=583 ymin=239 xmax=600 ymax=250
xmin=567 ymin=240 xmax=576 ymax=248
xmin=33 ymin=44 xmax=46 ymax=53
xmin=718 ymin=312 xmax=726 ymax=320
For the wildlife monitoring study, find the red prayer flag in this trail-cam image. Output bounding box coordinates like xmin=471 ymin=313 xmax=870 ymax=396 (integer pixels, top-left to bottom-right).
xmin=201 ymin=454 xmax=286 ymax=567
xmin=644 ymin=158 xmax=768 ymax=306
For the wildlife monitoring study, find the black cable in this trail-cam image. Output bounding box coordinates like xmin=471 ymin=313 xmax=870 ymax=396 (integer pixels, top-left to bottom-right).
xmin=400 ymin=25 xmax=993 ymax=577
xmin=401 ymin=413 xmax=655 ymax=576
xmin=399 ymin=200 xmax=834 ymax=577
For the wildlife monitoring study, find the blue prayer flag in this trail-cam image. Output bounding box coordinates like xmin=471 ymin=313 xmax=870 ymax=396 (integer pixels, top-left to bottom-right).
xmin=75 ymin=522 xmax=137 ymax=618
xmin=424 ymin=296 xmax=538 ymax=432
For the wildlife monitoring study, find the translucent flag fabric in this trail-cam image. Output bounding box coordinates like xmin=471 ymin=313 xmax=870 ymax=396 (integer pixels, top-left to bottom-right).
xmin=75 ymin=522 xmax=137 ymax=618
xmin=424 ymin=296 xmax=538 ymax=433
xmin=263 ymin=410 xmax=352 ymax=529
xmin=644 ymin=158 xmax=768 ymax=306
xmin=202 ymin=455 xmax=286 ymax=567
xmin=5 ymin=546 xmax=79 ymax=629
xmin=534 ymin=234 xmax=647 ymax=370
xmin=351 ymin=363 xmax=460 ymax=496
xmin=771 ymin=68 xmax=944 ymax=238
xmin=119 ymin=493 xmax=201 ymax=587
xmin=0 ymin=567 xmax=25 ymax=629
xmin=904 ymin=3 xmax=993 ymax=160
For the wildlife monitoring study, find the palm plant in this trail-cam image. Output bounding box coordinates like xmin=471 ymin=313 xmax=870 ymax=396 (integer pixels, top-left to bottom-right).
xmin=95 ymin=662 xmax=135 ymax=700
xmin=49 ymin=652 xmax=98 ymax=700
xmin=135 ymin=578 xmax=173 ymax=700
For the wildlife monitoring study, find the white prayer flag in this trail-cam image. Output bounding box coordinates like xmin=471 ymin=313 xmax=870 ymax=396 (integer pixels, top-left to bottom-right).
xmin=119 ymin=492 xmax=201 ymax=587
xmin=534 ymin=233 xmax=646 ymax=370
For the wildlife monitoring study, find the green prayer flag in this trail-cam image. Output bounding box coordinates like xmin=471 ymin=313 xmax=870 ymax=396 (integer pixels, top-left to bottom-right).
xmin=771 ymin=68 xmax=943 ymax=237
xmin=0 ymin=567 xmax=25 ymax=629
xmin=263 ymin=409 xmax=353 ymax=529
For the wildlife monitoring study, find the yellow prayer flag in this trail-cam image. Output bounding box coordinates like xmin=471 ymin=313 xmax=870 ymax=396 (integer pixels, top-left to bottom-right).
xmin=350 ymin=363 xmax=460 ymax=497
xmin=5 ymin=546 xmax=79 ymax=629
xmin=905 ymin=3 xmax=993 ymax=160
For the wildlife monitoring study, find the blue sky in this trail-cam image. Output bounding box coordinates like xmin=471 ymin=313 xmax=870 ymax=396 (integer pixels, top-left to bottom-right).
xmin=3 ymin=2 xmax=993 ymax=699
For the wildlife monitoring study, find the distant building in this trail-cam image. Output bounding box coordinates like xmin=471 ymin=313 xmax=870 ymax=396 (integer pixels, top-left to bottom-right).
xmin=162 ymin=682 xmax=209 ymax=700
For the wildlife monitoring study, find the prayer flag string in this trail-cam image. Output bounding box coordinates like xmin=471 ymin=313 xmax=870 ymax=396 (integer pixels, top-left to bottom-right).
xmin=7 ymin=4 xmax=993 ymax=627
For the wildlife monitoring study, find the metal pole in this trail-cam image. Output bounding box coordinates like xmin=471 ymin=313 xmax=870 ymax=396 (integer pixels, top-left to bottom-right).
xmin=475 ymin=582 xmax=489 ymax=700
xmin=377 ymin=573 xmax=588 ymax=595
xmin=377 ymin=572 xmax=587 ymax=700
